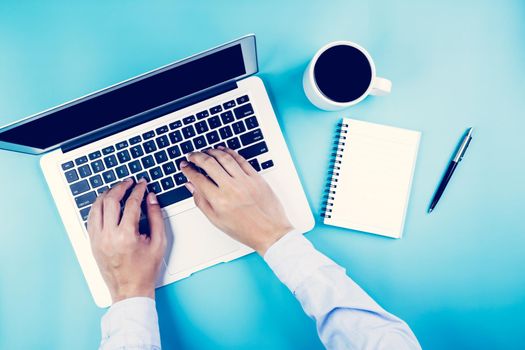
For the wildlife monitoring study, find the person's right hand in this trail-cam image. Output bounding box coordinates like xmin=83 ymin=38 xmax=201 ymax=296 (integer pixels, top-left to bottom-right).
xmin=180 ymin=146 xmax=293 ymax=256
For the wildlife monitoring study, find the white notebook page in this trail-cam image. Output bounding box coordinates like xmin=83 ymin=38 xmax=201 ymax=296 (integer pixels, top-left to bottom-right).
xmin=324 ymin=118 xmax=421 ymax=238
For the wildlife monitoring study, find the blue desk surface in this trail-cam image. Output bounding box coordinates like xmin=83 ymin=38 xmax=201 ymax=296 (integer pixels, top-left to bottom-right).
xmin=1 ymin=1 xmax=524 ymax=349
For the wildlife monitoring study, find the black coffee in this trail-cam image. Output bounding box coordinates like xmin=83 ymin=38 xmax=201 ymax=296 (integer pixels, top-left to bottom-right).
xmin=313 ymin=45 xmax=372 ymax=103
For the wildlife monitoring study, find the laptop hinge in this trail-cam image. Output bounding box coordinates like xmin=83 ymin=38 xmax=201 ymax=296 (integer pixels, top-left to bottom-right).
xmin=61 ymin=81 xmax=238 ymax=153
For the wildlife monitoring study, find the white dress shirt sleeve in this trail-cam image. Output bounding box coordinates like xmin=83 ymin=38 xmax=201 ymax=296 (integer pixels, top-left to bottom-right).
xmin=264 ymin=230 xmax=421 ymax=350
xmin=99 ymin=297 xmax=161 ymax=350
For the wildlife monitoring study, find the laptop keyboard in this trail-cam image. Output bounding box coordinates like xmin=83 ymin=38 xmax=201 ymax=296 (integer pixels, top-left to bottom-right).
xmin=60 ymin=94 xmax=275 ymax=226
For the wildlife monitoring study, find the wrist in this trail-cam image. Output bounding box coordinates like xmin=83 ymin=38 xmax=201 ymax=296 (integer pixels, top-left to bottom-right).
xmin=255 ymin=224 xmax=294 ymax=256
xmin=111 ymin=285 xmax=155 ymax=304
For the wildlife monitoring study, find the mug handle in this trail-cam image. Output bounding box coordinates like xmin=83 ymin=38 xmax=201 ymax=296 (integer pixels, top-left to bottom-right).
xmin=370 ymin=77 xmax=392 ymax=96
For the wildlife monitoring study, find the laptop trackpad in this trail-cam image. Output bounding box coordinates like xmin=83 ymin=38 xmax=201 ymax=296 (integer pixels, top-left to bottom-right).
xmin=163 ymin=208 xmax=241 ymax=275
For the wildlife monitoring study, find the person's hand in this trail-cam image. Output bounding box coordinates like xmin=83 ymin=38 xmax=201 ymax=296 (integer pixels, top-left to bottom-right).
xmin=180 ymin=146 xmax=293 ymax=256
xmin=87 ymin=178 xmax=167 ymax=303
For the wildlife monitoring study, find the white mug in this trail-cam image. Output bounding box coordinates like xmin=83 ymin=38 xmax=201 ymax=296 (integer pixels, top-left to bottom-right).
xmin=303 ymin=41 xmax=392 ymax=111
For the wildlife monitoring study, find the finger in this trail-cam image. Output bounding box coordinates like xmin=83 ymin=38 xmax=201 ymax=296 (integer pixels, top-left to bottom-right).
xmin=180 ymin=160 xmax=218 ymax=198
xmin=121 ymin=179 xmax=148 ymax=231
xmin=102 ymin=178 xmax=134 ymax=228
xmin=145 ymin=192 xmax=166 ymax=249
xmin=187 ymin=152 xmax=232 ymax=186
xmin=186 ymin=182 xmax=216 ymax=218
xmin=220 ymin=146 xmax=258 ymax=176
xmin=87 ymin=191 xmax=105 ymax=238
xmin=204 ymin=148 xmax=246 ymax=178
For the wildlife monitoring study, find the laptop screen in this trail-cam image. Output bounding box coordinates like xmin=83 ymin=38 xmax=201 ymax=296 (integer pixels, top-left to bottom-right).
xmin=0 ymin=43 xmax=247 ymax=151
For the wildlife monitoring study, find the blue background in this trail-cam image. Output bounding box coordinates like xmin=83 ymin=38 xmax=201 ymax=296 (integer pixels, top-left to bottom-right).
xmin=1 ymin=1 xmax=524 ymax=349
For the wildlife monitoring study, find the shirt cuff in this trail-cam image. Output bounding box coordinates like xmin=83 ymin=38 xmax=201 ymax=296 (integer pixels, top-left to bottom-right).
xmin=100 ymin=297 xmax=161 ymax=349
xmin=264 ymin=229 xmax=338 ymax=293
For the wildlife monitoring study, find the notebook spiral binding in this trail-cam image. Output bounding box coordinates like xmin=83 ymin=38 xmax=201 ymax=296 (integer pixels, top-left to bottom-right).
xmin=320 ymin=121 xmax=349 ymax=219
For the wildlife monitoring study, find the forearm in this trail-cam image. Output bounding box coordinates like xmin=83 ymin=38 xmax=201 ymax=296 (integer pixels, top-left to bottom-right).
xmin=100 ymin=297 xmax=161 ymax=350
xmin=264 ymin=230 xmax=421 ymax=350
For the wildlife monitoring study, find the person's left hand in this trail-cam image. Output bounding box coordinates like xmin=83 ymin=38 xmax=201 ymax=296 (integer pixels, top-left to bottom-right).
xmin=87 ymin=178 xmax=167 ymax=303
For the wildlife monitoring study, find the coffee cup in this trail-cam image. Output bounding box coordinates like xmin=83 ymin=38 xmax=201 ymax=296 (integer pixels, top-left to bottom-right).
xmin=303 ymin=41 xmax=392 ymax=111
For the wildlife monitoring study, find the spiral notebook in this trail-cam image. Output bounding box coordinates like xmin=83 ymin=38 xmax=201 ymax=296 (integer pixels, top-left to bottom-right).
xmin=322 ymin=118 xmax=421 ymax=238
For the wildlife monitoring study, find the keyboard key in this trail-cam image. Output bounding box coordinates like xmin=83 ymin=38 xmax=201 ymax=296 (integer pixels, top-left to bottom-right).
xmin=141 ymin=155 xmax=155 ymax=169
xmin=210 ymin=105 xmax=222 ymax=114
xmin=102 ymin=146 xmax=115 ymax=155
xmin=147 ymin=181 xmax=162 ymax=194
xmin=88 ymin=151 xmax=101 ymax=160
xmin=183 ymin=115 xmax=196 ymax=124
xmin=180 ymin=141 xmax=194 ymax=154
xmin=142 ymin=130 xmax=155 ymax=139
xmin=115 ymin=165 xmax=129 ymax=179
xmin=206 ymin=130 xmax=220 ymax=144
xmin=89 ymin=175 xmax=104 ymax=188
xmin=116 ymin=141 xmax=128 ymax=150
xmin=227 ymin=137 xmax=241 ymax=150
xmin=75 ymin=156 xmax=88 ymax=166
xmin=136 ymin=171 xmax=150 ymax=182
xmin=167 ymin=145 xmax=181 ymax=159
xmin=261 ymin=160 xmax=274 ymax=169
xmin=234 ymin=103 xmax=254 ymax=119
xmin=236 ymin=95 xmax=249 ymax=104
xmin=169 ymin=120 xmax=182 ymax=129
xmin=223 ymin=100 xmax=236 ymax=109
xmin=149 ymin=167 xmax=163 ymax=180
xmin=195 ymin=121 xmax=209 ymax=134
xmin=97 ymin=186 xmax=109 ymax=194
xmin=220 ymin=111 xmax=235 ymax=124
xmin=175 ymin=157 xmax=187 ymax=170
xmin=157 ymin=186 xmax=192 ymax=207
xmin=156 ymin=125 xmax=169 ymax=135
xmin=102 ymin=170 xmax=116 ymax=183
xmin=61 ymin=161 xmax=74 ymax=170
xmin=78 ymin=164 xmax=92 ymax=178
xmin=75 ymin=191 xmax=96 ymax=208
xmin=70 ymin=180 xmax=90 ymax=196
xmin=169 ymin=130 xmax=183 ymax=144
xmin=103 ymin=155 xmax=118 ymax=168
xmin=80 ymin=206 xmax=91 ymax=221
xmin=129 ymin=135 xmax=142 ymax=145
xmin=144 ymin=140 xmax=157 ymax=153
xmin=65 ymin=169 xmax=79 ymax=183
xmin=208 ymin=116 xmax=221 ymax=129
xmin=245 ymin=116 xmax=259 ymax=130
xmin=91 ymin=160 xmax=105 ymax=173
xmin=128 ymin=160 xmax=142 ymax=173
xmin=238 ymin=141 xmax=268 ymax=160
xmin=174 ymin=173 xmax=187 ymax=185
xmin=154 ymin=150 xmax=168 ymax=164
xmin=232 ymin=121 xmax=246 ymax=134
xmin=182 ymin=125 xmax=196 ymax=139
xmin=214 ymin=142 xmax=226 ymax=149
xmin=218 ymin=126 xmax=233 ymax=139
xmin=130 ymin=145 xmax=145 ymax=159
xmin=193 ymin=136 xmax=207 ymax=149
xmin=160 ymin=176 xmax=175 ymax=190
xmin=162 ymin=161 xmax=177 ymax=175
xmin=196 ymin=110 xmax=209 ymax=120
xmin=240 ymin=129 xmax=264 ymax=146
xmin=117 ymin=149 xmax=131 ymax=163
xmin=249 ymin=159 xmax=261 ymax=172
xmin=155 ymin=135 xmax=169 ymax=149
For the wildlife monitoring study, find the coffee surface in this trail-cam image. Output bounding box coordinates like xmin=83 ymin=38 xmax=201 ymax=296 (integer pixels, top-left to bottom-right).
xmin=313 ymin=45 xmax=372 ymax=103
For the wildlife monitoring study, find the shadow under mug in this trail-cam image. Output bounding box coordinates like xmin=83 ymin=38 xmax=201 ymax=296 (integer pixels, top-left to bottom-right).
xmin=303 ymin=41 xmax=392 ymax=111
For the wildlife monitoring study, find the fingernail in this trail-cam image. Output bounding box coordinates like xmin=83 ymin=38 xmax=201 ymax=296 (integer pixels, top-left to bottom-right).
xmin=124 ymin=178 xmax=133 ymax=183
xmin=217 ymin=146 xmax=226 ymax=150
xmin=148 ymin=192 xmax=158 ymax=204
xmin=185 ymin=182 xmax=195 ymax=194
xmin=138 ymin=177 xmax=147 ymax=183
xmin=180 ymin=160 xmax=189 ymax=168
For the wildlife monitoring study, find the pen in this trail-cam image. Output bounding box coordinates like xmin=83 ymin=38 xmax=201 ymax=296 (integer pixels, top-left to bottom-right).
xmin=428 ymin=127 xmax=474 ymax=213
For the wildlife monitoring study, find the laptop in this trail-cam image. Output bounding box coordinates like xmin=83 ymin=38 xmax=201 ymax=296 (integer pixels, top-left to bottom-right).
xmin=0 ymin=35 xmax=314 ymax=307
